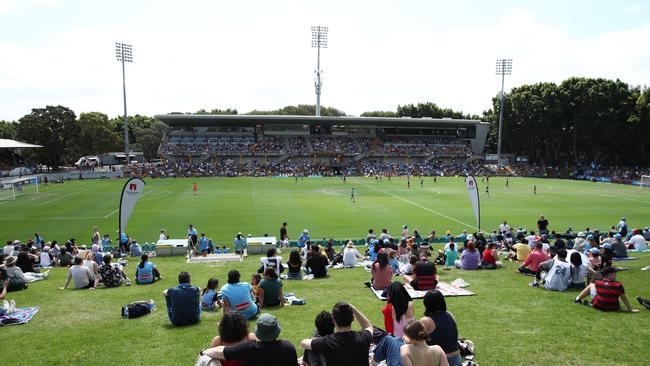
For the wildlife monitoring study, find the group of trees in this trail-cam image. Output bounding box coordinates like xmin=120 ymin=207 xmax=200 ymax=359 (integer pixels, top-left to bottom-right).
xmin=1 ymin=106 xmax=165 ymax=166
xmin=483 ymin=77 xmax=650 ymax=165
xmin=3 ymin=76 xmax=649 ymax=167
xmin=362 ymin=102 xmax=480 ymax=120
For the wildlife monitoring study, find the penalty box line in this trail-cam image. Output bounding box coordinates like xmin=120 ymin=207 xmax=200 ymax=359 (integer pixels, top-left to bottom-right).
xmin=359 ymin=182 xmax=479 ymax=231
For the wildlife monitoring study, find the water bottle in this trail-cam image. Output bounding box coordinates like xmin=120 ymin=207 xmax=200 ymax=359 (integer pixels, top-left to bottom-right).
xmin=123 ymin=306 xmax=129 ymax=319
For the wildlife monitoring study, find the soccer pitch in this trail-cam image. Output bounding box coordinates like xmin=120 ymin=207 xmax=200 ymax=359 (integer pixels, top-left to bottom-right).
xmin=2 ymin=176 xmax=649 ymax=242
xmin=1 ymin=177 xmax=649 ymax=366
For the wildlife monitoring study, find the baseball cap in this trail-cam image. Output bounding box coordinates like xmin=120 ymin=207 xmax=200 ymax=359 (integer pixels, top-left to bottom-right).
xmin=600 ymin=266 xmax=620 ymax=277
xmin=255 ymin=313 xmax=282 ymax=342
xmin=614 ymin=233 xmax=622 ymax=239
xmin=602 ymin=243 xmax=612 ymax=249
xmin=586 ymin=235 xmax=594 ymax=240
xmin=303 ymin=229 xmax=309 ymax=233
xmin=589 ymin=247 xmax=600 ymax=254
xmin=577 ymin=232 xmax=585 ymax=238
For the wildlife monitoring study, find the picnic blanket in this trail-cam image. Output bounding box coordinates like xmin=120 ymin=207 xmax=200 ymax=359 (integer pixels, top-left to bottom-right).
xmin=0 ymin=307 xmax=39 ymax=326
xmin=613 ymin=257 xmax=639 ymax=261
xmin=370 ymin=282 xmax=475 ymax=300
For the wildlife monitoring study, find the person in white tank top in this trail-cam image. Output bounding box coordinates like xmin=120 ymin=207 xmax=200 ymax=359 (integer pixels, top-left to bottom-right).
xmin=400 ymin=319 xmax=448 ymax=366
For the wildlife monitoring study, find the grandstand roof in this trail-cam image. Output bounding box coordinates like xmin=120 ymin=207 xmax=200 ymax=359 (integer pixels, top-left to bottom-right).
xmin=0 ymin=139 xmax=43 ymax=148
xmin=155 ymin=114 xmax=489 ymax=128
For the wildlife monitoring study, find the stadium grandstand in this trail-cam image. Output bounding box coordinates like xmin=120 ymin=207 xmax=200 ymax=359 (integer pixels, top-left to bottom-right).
xmin=152 ymin=114 xmax=489 ymax=177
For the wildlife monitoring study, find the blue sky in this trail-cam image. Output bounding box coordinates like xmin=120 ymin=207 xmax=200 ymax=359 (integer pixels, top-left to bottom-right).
xmin=1 ymin=0 xmax=648 ymax=120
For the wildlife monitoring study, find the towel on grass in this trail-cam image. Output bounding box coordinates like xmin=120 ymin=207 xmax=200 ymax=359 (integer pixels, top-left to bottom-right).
xmin=369 ymin=282 xmax=475 ymax=300
xmin=0 ymin=307 xmax=39 ymax=326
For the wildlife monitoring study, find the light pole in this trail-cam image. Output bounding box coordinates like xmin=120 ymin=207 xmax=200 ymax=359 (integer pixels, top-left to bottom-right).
xmin=495 ymin=58 xmax=512 ymax=167
xmin=311 ymin=26 xmax=328 ymax=117
xmin=116 ymin=42 xmax=133 ymax=164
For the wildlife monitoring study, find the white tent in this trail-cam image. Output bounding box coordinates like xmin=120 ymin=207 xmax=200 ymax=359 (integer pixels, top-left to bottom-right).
xmin=0 ymin=139 xmax=43 ymax=148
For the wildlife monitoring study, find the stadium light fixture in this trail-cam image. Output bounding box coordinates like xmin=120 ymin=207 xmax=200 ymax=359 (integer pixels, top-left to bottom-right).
xmin=116 ymin=42 xmax=133 ymax=164
xmin=495 ymin=58 xmax=512 ymax=168
xmin=311 ymin=26 xmax=328 ymax=117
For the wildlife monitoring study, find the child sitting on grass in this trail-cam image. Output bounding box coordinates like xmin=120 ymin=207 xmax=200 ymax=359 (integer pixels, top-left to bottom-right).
xmin=201 ymin=278 xmax=222 ymax=311
xmin=251 ymin=273 xmax=262 ymax=304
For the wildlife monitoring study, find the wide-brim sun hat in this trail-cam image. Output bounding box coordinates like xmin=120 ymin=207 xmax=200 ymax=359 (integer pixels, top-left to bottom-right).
xmin=255 ymin=313 xmax=282 ymax=342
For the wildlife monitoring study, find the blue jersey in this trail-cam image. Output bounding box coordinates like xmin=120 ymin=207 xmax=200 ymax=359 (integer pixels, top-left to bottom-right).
xmin=199 ymin=237 xmax=208 ymax=251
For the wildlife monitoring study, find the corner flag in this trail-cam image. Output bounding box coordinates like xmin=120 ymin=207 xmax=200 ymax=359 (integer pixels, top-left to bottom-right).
xmin=465 ymin=176 xmax=481 ymax=230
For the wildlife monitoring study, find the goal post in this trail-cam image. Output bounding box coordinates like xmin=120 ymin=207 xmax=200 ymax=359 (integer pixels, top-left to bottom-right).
xmin=641 ymin=175 xmax=650 ymax=189
xmin=0 ymin=176 xmax=41 ymax=201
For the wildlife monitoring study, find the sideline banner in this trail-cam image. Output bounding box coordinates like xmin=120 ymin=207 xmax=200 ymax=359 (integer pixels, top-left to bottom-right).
xmin=465 ymin=176 xmax=481 ymax=230
xmin=119 ymin=177 xmax=145 ymax=236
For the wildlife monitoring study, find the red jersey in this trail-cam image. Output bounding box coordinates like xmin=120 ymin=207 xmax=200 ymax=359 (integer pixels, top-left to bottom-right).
xmin=593 ymin=279 xmax=624 ymax=311
xmin=482 ymin=249 xmax=496 ymax=264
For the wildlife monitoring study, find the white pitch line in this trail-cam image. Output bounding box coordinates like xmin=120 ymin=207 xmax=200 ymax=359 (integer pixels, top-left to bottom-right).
xmin=37 ymin=188 xmax=89 ymax=206
xmin=103 ymin=209 xmax=118 ymax=218
xmin=359 ymin=183 xmax=479 ymax=231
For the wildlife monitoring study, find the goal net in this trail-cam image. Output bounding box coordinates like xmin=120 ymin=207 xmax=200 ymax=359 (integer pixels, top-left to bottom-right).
xmin=641 ymin=175 xmax=650 ymax=189
xmin=0 ymin=176 xmax=41 ymax=201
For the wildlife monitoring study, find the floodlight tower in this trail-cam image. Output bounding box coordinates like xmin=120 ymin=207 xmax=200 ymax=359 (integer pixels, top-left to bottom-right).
xmin=116 ymin=42 xmax=133 ymax=164
xmin=495 ymin=58 xmax=512 ymax=168
xmin=311 ymin=26 xmax=328 ymax=117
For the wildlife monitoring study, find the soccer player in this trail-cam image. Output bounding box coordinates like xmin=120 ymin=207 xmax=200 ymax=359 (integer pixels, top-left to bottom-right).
xmin=407 ymin=178 xmax=411 ymax=189
xmin=420 ymin=178 xmax=424 ymax=187
xmin=506 ymin=177 xmax=509 ymax=187
xmin=534 ymin=185 xmax=537 ymax=195
xmin=433 ymin=176 xmax=437 ymax=184
xmin=485 ymin=184 xmax=490 ymax=197
xmin=350 ymin=188 xmax=356 ymax=202
xmin=193 ymin=182 xmax=198 ymax=196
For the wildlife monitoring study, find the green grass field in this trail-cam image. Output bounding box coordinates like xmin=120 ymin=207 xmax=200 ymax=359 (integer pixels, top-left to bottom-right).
xmin=1 ymin=177 xmax=649 ymax=366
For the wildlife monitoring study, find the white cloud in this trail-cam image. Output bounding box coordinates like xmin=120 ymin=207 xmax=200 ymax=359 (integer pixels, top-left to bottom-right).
xmin=0 ymin=5 xmax=649 ymax=121
xmin=0 ymin=0 xmax=15 ymax=14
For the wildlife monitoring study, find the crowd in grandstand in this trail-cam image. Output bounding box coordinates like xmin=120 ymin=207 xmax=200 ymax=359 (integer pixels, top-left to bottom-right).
xmin=160 ymin=134 xmax=473 ymax=158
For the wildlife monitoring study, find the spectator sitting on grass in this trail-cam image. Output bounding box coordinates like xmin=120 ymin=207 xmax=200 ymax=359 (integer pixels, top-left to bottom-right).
xmin=207 ymin=311 xmax=257 ymax=350
xmin=403 ymin=253 xmax=437 ymax=290
xmin=372 ymin=252 xmax=393 ymax=290
xmin=305 ymin=245 xmax=328 ymax=278
xmin=162 ymin=271 xmax=201 ymax=326
xmin=201 ymin=313 xmax=297 ymax=366
xmin=286 ymin=250 xmax=303 ymax=280
xmin=454 ymin=241 xmax=479 ymax=270
xmin=258 ymin=267 xmax=284 ymax=311
xmin=400 ymin=319 xmax=449 ymax=366
xmin=422 ymin=290 xmax=461 ymax=366
xmin=517 ymin=242 xmax=549 ymax=276
xmin=130 ymin=241 xmax=142 ymax=257
xmin=507 ymin=239 xmax=531 ymax=262
xmin=99 ymin=254 xmax=131 ymax=288
xmin=221 ymin=270 xmax=258 ymax=320
xmin=343 ymin=241 xmax=363 ymax=268
xmin=400 ymin=254 xmax=418 ymax=275
xmin=300 ymin=302 xmax=373 ymax=366
xmin=258 ymin=247 xmax=283 ymax=274
xmin=201 ymin=278 xmax=221 ymax=311
xmin=135 ymin=254 xmax=161 ymax=284
xmin=383 ymin=282 xmax=414 ymax=338
xmin=302 ymin=311 xmax=335 ymax=366
xmin=58 ymin=248 xmax=73 ymax=267
xmin=574 ymin=266 xmax=639 ymax=313
xmin=3 ymin=256 xmax=27 ymax=291
xmin=60 ymin=256 xmax=95 ymax=290
xmin=479 ymin=243 xmax=502 ymax=269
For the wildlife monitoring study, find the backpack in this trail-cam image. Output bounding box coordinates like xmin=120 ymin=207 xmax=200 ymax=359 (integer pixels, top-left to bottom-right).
xmin=121 ymin=302 xmax=151 ymax=319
